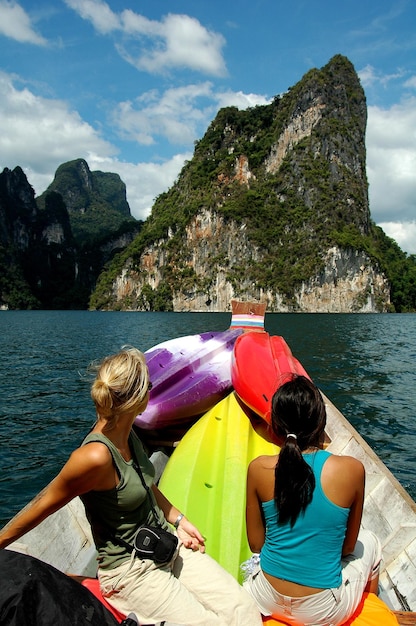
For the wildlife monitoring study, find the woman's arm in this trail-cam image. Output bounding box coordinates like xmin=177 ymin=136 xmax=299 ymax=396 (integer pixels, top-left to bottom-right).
xmin=152 ymin=485 xmax=205 ymax=551
xmin=0 ymin=443 xmax=113 ymax=549
xmin=342 ymin=458 xmax=365 ymax=556
xmin=246 ymin=458 xmax=266 ymax=553
xmin=322 ymin=454 xmax=365 ymax=556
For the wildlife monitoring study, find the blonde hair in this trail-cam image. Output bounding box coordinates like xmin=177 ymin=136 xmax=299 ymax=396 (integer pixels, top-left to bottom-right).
xmin=90 ymin=346 xmax=149 ymax=429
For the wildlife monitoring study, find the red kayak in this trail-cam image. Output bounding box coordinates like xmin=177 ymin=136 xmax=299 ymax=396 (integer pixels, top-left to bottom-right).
xmin=231 ymin=332 xmax=311 ymax=423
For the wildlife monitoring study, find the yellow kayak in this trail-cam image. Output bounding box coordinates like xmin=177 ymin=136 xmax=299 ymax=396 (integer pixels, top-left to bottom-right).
xmin=159 ymin=391 xmax=279 ymax=581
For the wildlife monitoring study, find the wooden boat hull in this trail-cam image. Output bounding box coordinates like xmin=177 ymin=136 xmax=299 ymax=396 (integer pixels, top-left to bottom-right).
xmin=323 ymin=393 xmax=416 ymax=612
xmin=6 ymin=321 xmax=416 ymax=617
xmin=8 ymin=389 xmax=416 ymax=613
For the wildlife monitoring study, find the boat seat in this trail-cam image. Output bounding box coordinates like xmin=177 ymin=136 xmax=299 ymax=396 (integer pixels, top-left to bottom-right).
xmin=262 ymin=592 xmax=399 ymax=625
xmin=81 ymin=578 xmax=126 ymax=623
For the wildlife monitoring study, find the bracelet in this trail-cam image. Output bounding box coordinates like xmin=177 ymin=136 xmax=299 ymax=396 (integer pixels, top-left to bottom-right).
xmin=174 ymin=513 xmax=184 ymax=529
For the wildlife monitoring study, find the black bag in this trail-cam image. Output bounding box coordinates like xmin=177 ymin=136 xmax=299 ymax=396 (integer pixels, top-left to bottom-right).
xmin=0 ymin=550 xmax=119 ymax=626
xmin=112 ymin=456 xmax=179 ymax=564
xmin=133 ymin=524 xmax=178 ymax=564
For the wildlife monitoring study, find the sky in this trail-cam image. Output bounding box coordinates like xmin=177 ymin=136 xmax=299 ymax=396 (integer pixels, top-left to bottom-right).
xmin=0 ymin=1 xmax=415 ymax=254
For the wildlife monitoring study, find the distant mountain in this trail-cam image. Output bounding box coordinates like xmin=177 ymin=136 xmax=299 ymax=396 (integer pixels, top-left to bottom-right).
xmin=36 ymin=158 xmax=136 ymax=247
xmin=0 ymin=160 xmax=142 ymax=309
xmin=91 ymin=55 xmax=416 ymax=313
xmin=2 ymin=57 xmax=415 ymax=312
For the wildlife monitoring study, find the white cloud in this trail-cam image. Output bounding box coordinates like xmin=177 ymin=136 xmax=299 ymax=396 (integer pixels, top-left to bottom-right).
xmin=215 ymin=89 xmax=271 ymax=109
xmin=0 ymin=0 xmax=47 ymax=45
xmin=404 ymin=75 xmax=416 ymax=89
xmin=378 ymin=221 xmax=416 ymax=255
xmin=65 ymin=0 xmax=227 ymax=76
xmin=112 ymin=83 xmax=270 ymax=147
xmin=366 ymin=97 xmax=416 ymax=226
xmin=358 ymin=65 xmax=378 ymax=87
xmin=358 ymin=64 xmax=405 ymax=88
xmin=119 ymin=12 xmax=227 ymax=76
xmin=113 ymin=83 xmax=217 ymax=146
xmin=0 ymin=72 xmax=114 ymax=194
xmin=64 ymin=0 xmax=120 ymax=34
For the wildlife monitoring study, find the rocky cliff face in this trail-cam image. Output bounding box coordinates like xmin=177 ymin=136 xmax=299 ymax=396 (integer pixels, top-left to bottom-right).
xmin=1 ymin=55 xmax=399 ymax=312
xmin=36 ymin=159 xmax=137 ymax=249
xmin=0 ymin=166 xmax=37 ymax=249
xmin=0 ymin=163 xmax=140 ymax=309
xmin=93 ymin=55 xmax=391 ymax=313
xmin=0 ymin=167 xmax=75 ymax=308
xmin=107 ymin=210 xmax=389 ymax=312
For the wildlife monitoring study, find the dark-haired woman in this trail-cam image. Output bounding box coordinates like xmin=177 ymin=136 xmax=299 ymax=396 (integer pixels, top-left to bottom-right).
xmin=243 ymin=375 xmax=381 ymax=625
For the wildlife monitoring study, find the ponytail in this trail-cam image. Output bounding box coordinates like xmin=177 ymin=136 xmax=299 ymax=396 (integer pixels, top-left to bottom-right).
xmin=274 ymin=435 xmax=315 ymax=526
xmin=271 ymin=375 xmax=326 ymax=527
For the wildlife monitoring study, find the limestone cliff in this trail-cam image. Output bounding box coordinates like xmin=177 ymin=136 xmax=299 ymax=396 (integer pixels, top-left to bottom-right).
xmin=92 ymin=55 xmax=392 ymax=313
xmin=36 ymin=158 xmax=137 ymax=247
xmin=103 ymin=211 xmax=389 ymax=312
xmin=0 ymin=163 xmax=141 ymax=309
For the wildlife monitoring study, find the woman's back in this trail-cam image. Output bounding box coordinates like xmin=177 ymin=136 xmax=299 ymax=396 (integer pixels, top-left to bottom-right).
xmin=247 ymin=448 xmax=365 ymax=597
xmin=260 ymin=451 xmax=349 ymax=589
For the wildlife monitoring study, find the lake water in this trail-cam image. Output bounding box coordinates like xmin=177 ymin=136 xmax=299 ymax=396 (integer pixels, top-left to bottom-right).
xmin=0 ymin=310 xmax=415 ymax=527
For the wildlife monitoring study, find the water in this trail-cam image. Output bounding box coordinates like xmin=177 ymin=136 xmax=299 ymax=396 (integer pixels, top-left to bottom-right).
xmin=0 ymin=311 xmax=415 ymax=527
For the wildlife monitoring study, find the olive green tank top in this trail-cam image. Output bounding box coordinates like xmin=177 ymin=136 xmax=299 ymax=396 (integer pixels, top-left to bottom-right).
xmin=80 ymin=430 xmax=169 ymax=570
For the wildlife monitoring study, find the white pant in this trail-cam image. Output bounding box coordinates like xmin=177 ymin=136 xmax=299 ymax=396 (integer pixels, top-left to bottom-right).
xmin=99 ymin=541 xmax=262 ymax=626
xmin=243 ymin=529 xmax=382 ymax=626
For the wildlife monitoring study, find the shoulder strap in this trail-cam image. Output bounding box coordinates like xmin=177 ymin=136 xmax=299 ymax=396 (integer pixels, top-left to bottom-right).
xmin=130 ymin=449 xmax=162 ymax=529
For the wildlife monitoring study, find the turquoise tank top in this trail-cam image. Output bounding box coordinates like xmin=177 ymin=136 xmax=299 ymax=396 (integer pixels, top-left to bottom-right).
xmin=80 ymin=430 xmax=169 ymax=570
xmin=260 ymin=450 xmax=349 ymax=588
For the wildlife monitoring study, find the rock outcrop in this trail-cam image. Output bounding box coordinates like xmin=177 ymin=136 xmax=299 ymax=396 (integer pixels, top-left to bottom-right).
xmin=104 ymin=210 xmax=389 ymax=312
xmin=0 ymin=162 xmax=141 ymax=309
xmin=92 ymin=55 xmax=391 ymax=313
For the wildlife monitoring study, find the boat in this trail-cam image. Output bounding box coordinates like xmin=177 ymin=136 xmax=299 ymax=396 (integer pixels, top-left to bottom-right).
xmin=4 ymin=302 xmax=416 ymax=625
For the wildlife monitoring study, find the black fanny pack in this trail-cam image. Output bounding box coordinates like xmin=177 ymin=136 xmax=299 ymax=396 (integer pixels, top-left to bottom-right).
xmin=133 ymin=525 xmax=178 ymax=564
xmin=118 ymin=457 xmax=178 ymax=564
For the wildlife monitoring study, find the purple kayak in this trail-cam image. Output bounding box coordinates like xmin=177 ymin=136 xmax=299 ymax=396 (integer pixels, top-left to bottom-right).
xmin=135 ymin=328 xmax=243 ymax=431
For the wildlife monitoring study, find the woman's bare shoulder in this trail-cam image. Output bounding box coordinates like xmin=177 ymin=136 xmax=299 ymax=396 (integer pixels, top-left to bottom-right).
xmin=67 ymin=441 xmax=113 ymax=474
xmin=322 ymin=453 xmax=365 ymax=506
xmin=326 ymin=453 xmax=365 ymax=475
xmin=248 ymin=454 xmax=278 ymax=474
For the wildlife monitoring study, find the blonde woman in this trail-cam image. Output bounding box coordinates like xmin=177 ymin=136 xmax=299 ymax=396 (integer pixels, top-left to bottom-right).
xmin=0 ymin=346 xmax=262 ymax=626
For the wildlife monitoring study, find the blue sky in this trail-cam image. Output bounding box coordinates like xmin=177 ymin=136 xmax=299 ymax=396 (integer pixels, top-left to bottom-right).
xmin=0 ymin=0 xmax=415 ymax=253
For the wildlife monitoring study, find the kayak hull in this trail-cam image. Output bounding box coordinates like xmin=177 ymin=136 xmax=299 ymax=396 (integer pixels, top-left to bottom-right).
xmin=136 ymin=328 xmax=243 ymax=431
xmin=159 ymin=391 xmax=279 ymax=582
xmin=232 ymin=332 xmax=310 ymax=423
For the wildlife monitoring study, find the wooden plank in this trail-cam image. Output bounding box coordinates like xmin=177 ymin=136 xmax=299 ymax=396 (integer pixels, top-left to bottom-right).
xmin=395 ymin=612 xmax=416 ymax=625
xmin=230 ymin=299 xmax=267 ymax=316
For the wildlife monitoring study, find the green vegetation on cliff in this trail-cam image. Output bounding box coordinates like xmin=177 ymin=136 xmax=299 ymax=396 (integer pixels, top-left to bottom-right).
xmin=0 ymin=161 xmax=142 ymax=309
xmin=91 ymin=55 xmax=416 ymax=312
xmin=37 ymin=159 xmax=138 ymax=248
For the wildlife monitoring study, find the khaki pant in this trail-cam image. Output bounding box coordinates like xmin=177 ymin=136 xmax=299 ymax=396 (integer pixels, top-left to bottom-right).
xmin=99 ymin=541 xmax=262 ymax=626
